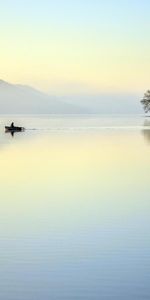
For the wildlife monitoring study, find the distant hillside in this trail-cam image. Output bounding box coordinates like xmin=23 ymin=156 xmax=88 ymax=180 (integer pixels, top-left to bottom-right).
xmin=0 ymin=79 xmax=142 ymax=114
xmin=0 ymin=80 xmax=84 ymax=114
xmin=62 ymin=93 xmax=143 ymax=114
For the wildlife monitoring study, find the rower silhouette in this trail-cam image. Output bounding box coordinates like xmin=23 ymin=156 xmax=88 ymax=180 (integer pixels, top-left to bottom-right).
xmin=11 ymin=122 xmax=14 ymax=129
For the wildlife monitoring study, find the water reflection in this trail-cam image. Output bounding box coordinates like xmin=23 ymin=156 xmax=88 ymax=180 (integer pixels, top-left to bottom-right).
xmin=5 ymin=130 xmax=15 ymax=137
xmin=0 ymin=116 xmax=150 ymax=300
xmin=5 ymin=130 xmax=25 ymax=137
xmin=142 ymin=120 xmax=150 ymax=144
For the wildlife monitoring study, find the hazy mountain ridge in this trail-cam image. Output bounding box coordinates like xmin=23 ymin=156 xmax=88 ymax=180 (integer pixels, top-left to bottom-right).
xmin=0 ymin=80 xmax=142 ymax=114
xmin=0 ymin=80 xmax=85 ymax=114
xmin=62 ymin=94 xmax=143 ymax=114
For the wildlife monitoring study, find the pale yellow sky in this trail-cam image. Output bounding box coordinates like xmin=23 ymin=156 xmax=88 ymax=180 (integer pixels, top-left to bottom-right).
xmin=0 ymin=1 xmax=150 ymax=95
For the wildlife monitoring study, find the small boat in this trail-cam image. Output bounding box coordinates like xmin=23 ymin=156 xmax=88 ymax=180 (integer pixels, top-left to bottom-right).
xmin=5 ymin=126 xmax=25 ymax=132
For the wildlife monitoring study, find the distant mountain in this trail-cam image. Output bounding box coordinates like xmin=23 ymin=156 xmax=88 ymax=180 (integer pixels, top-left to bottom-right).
xmin=0 ymin=79 xmax=143 ymax=114
xmin=0 ymin=80 xmax=84 ymax=114
xmin=62 ymin=93 xmax=143 ymax=114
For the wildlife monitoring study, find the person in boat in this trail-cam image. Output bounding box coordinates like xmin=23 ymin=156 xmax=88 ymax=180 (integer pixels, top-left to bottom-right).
xmin=11 ymin=122 xmax=15 ymax=129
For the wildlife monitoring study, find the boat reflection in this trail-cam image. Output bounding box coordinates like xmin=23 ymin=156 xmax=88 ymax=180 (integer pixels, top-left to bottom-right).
xmin=5 ymin=129 xmax=25 ymax=137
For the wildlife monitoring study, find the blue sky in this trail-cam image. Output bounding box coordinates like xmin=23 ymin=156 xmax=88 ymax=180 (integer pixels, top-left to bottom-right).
xmin=0 ymin=0 xmax=150 ymax=94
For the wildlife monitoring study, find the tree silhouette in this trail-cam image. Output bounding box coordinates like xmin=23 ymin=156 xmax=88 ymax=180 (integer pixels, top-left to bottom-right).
xmin=141 ymin=90 xmax=150 ymax=113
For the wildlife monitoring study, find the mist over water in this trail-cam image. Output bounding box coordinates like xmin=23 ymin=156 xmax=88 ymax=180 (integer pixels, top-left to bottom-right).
xmin=0 ymin=115 xmax=150 ymax=300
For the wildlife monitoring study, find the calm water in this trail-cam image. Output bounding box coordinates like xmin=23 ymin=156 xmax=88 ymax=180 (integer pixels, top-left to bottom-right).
xmin=0 ymin=115 xmax=150 ymax=300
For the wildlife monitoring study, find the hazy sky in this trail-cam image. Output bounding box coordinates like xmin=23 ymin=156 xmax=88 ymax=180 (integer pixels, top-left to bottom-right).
xmin=0 ymin=0 xmax=150 ymax=94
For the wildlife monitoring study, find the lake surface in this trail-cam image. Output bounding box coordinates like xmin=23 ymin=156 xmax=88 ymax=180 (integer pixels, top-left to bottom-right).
xmin=0 ymin=115 xmax=150 ymax=300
